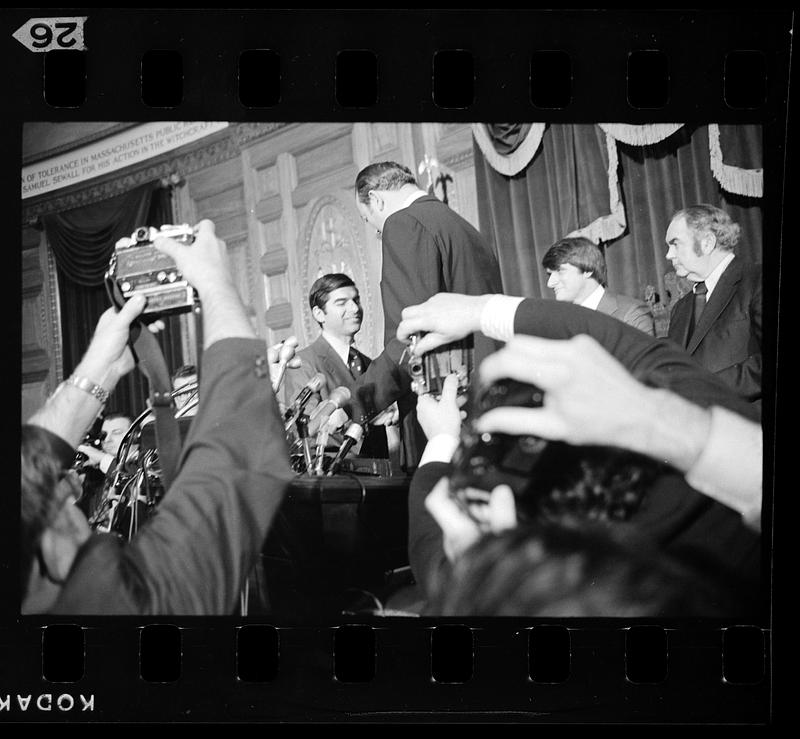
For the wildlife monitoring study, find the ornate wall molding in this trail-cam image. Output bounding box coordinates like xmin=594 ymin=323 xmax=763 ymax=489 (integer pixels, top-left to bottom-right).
xmin=21 ymin=251 xmax=43 ymax=298
xmin=23 ymin=133 xmax=240 ymax=220
xmin=46 ymin=246 xmax=62 ymax=387
xmin=230 ymin=122 xmax=291 ymax=150
xmin=440 ymin=149 xmax=474 ymax=170
xmin=22 ymin=123 xmax=138 ymax=166
xmin=264 ymin=302 xmax=294 ymax=329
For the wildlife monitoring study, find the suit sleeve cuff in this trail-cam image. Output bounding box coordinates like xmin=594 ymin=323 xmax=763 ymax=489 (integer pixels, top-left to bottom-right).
xmin=480 ymin=295 xmax=525 ymax=342
xmin=419 ymin=433 xmax=461 ymax=467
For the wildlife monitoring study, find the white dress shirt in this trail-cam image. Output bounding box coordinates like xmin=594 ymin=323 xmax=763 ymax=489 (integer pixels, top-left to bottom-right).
xmin=701 ymin=251 xmax=735 ymax=299
xmin=579 ymin=284 xmax=605 ymax=311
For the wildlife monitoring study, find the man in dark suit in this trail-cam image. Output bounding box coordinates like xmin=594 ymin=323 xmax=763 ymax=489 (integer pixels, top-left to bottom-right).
xmin=665 ymin=204 xmax=762 ymax=407
xmin=542 ymin=236 xmax=654 ymax=335
xmin=352 ymin=161 xmax=504 ymax=468
xmin=283 ymin=273 xmax=390 ymax=459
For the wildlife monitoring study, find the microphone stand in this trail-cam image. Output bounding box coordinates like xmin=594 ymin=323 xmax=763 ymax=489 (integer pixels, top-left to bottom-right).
xmin=296 ymin=414 xmax=314 ymax=473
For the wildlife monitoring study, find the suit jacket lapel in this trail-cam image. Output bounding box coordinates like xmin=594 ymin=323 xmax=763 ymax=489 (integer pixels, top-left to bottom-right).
xmin=596 ymin=291 xmax=618 ymax=318
xmin=670 ymin=294 xmax=693 ymax=349
xmin=687 ymin=257 xmax=742 ymax=353
xmin=312 ymin=335 xmax=352 ymax=389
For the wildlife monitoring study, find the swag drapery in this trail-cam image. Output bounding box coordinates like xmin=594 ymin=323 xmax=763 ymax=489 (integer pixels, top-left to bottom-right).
xmin=42 ymin=182 xmax=183 ymax=417
xmin=473 ymin=123 xmax=763 ymax=319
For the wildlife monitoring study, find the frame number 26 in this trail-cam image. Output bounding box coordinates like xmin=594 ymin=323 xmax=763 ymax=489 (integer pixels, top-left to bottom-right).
xmin=12 ymin=17 xmax=88 ymax=53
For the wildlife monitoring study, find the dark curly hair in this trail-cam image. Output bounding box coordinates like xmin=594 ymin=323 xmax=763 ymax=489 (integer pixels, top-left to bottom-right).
xmin=428 ymin=521 xmax=750 ymax=617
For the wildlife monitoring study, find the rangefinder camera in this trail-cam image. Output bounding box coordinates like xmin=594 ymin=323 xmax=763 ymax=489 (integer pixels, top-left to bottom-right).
xmin=408 ymin=333 xmax=474 ymax=397
xmin=449 ymin=377 xmax=547 ymax=519
xmin=106 ymin=224 xmax=196 ymax=316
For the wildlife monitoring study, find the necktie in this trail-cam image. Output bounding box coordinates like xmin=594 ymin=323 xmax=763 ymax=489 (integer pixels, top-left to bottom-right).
xmin=348 ymin=348 xmax=364 ymax=378
xmin=688 ymin=281 xmax=708 ymax=342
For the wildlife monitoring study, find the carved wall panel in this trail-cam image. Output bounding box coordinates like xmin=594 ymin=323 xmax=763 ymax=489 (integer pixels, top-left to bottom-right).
xmin=370 ymin=123 xmax=399 ymax=157
xmin=20 ymin=226 xmax=60 ymax=422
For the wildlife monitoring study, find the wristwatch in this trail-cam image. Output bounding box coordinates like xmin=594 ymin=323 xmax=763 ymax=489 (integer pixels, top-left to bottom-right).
xmin=65 ymin=374 xmax=110 ymax=404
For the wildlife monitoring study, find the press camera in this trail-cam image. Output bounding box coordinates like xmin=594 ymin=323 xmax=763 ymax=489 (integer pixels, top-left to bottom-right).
xmin=449 ymin=377 xmax=548 ymax=519
xmin=408 ymin=333 xmax=474 ymax=397
xmin=106 ymin=224 xmax=196 ymax=316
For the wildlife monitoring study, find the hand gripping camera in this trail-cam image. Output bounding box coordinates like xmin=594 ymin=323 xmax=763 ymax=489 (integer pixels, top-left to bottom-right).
xmin=449 ymin=377 xmax=548 ymax=518
xmin=408 ymin=333 xmax=474 ymax=397
xmin=106 ymin=224 xmax=196 ymax=316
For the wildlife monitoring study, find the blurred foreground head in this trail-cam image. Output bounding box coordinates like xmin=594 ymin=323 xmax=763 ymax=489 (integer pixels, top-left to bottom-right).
xmin=427 ymin=520 xmax=752 ymax=618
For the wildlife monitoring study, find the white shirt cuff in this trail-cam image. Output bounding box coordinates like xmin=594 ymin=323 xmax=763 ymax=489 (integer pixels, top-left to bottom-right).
xmin=685 ymin=406 xmax=762 ymax=530
xmin=99 ymin=453 xmax=114 ymax=474
xmin=419 ymin=433 xmax=461 ymax=467
xmin=479 ymin=295 xmax=525 ymax=342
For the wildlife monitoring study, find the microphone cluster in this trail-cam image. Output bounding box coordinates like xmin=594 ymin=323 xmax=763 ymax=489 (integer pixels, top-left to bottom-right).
xmin=284 ymin=379 xmax=375 ymax=476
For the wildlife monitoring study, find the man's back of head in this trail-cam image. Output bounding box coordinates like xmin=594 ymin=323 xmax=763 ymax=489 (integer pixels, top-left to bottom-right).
xmin=355 ymin=161 xmax=418 ymax=203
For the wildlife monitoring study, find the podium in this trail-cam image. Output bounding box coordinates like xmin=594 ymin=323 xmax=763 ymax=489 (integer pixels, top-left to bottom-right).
xmin=256 ymin=473 xmax=411 ymax=619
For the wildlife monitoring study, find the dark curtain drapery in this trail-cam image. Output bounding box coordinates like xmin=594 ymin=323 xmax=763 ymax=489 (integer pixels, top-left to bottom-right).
xmin=475 ymin=124 xmax=763 ymax=320
xmin=43 ymin=182 xmax=182 ymax=418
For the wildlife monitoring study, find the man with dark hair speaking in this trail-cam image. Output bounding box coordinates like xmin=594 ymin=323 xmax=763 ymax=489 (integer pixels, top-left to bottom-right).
xmin=351 ymin=161 xmax=504 ymax=468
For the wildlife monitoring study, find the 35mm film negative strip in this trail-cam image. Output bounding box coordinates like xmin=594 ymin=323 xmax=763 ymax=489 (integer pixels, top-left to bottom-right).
xmin=3 ymin=8 xmax=792 ymax=725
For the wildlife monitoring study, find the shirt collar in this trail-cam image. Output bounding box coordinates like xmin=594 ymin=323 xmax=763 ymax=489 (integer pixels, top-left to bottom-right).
xmin=579 ymin=284 xmax=605 ymax=311
xmin=399 ymin=189 xmax=428 ymax=211
xmin=321 ymin=330 xmax=353 ymax=366
xmin=701 ymin=252 xmax=735 ymax=297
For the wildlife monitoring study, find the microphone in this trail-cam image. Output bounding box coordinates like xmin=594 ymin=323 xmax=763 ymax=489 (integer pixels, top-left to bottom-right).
xmin=284 ymin=372 xmax=325 ymax=431
xmin=312 ymin=407 xmax=350 ymax=475
xmin=308 ymin=386 xmax=351 ymax=432
xmin=326 ymin=422 xmax=365 ymax=476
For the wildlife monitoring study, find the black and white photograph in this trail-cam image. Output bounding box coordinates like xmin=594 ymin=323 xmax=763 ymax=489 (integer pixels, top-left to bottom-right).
xmin=5 ymin=8 xmax=791 ymax=725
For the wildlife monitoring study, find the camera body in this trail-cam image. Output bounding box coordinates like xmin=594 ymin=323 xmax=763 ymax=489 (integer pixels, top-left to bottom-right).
xmin=72 ymin=427 xmax=107 ymax=471
xmin=449 ymin=377 xmax=547 ymax=514
xmin=408 ymin=333 xmax=474 ymax=397
xmin=106 ymin=224 xmax=196 ymax=316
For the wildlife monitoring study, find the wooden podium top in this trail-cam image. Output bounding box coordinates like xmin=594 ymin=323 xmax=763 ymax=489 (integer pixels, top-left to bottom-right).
xmin=287 ymin=472 xmax=411 ymax=503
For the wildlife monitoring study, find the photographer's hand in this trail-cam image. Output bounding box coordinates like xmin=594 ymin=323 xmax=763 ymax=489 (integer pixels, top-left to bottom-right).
xmin=268 ymin=336 xmax=302 ymax=389
xmin=397 ymin=293 xmax=491 ymax=355
xmin=475 ymin=334 xmax=712 ymax=473
xmin=425 ymin=478 xmax=517 ymax=562
xmin=153 ymin=220 xmax=255 ymax=348
xmin=416 ymin=374 xmax=463 ymax=441
xmin=29 ymin=294 xmax=146 ymax=448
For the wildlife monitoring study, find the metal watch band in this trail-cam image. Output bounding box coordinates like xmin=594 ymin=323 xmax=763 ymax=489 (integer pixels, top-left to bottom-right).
xmin=66 ymin=374 xmax=110 ymax=404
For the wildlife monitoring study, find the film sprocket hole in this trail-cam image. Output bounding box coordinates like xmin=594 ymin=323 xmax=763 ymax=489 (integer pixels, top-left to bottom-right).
xmin=106 ymin=224 xmax=196 ymax=316
xmin=449 ymin=377 xmax=547 ymax=517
